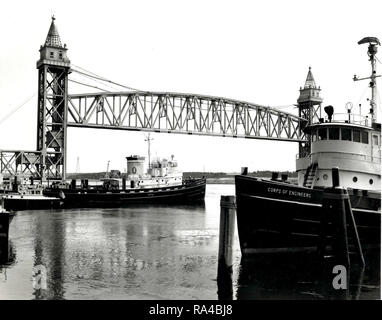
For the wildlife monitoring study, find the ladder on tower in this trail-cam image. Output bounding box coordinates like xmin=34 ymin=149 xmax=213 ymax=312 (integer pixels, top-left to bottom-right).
xmin=303 ymin=163 xmax=318 ymax=188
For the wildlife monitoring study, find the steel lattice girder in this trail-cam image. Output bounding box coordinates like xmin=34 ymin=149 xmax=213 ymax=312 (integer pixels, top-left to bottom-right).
xmin=36 ymin=65 xmax=69 ymax=180
xmin=0 ymin=150 xmax=42 ymax=177
xmin=0 ymin=150 xmax=62 ymax=179
xmin=67 ymin=92 xmax=308 ymax=142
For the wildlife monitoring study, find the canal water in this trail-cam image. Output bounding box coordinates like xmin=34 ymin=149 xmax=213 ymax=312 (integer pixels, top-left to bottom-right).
xmin=0 ymin=184 xmax=380 ymax=300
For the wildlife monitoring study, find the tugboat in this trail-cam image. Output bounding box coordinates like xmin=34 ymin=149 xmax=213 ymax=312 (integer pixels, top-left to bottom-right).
xmin=44 ymin=153 xmax=206 ymax=208
xmin=235 ymin=37 xmax=381 ymax=255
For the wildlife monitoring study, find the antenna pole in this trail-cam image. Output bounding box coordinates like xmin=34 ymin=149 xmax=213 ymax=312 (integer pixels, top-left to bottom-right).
xmin=354 ymin=37 xmax=381 ymax=124
xmin=145 ymin=134 xmax=154 ymax=169
xmin=76 ymin=156 xmax=80 ymax=174
xmin=106 ymin=160 xmax=110 ymax=178
xmin=370 ymin=44 xmax=378 ymax=124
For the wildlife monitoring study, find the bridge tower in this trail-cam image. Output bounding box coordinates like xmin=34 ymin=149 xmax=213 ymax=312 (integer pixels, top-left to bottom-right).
xmin=36 ymin=16 xmax=70 ymax=181
xmin=297 ymin=67 xmax=322 ymax=156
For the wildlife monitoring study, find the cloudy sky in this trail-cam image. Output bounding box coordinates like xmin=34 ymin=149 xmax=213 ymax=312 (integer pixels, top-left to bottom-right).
xmin=0 ymin=0 xmax=381 ymax=173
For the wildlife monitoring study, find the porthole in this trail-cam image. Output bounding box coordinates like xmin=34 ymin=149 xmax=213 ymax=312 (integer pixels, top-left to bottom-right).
xmin=353 ymin=177 xmax=358 ymax=182
xmin=369 ymin=179 xmax=373 ymax=185
xmin=323 ymin=174 xmax=328 ymax=180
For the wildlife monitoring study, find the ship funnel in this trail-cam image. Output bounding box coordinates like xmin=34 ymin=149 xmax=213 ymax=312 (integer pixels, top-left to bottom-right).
xmin=324 ymin=105 xmax=334 ymax=122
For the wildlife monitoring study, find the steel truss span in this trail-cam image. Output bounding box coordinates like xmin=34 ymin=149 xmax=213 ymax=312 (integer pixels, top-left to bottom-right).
xmin=67 ymin=92 xmax=307 ymax=142
xmin=0 ymin=150 xmax=60 ymax=178
xmin=0 ymin=92 xmax=307 ymax=179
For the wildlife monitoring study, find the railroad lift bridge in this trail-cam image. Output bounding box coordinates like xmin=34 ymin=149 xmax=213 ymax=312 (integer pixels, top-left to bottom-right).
xmin=0 ymin=17 xmax=321 ymax=182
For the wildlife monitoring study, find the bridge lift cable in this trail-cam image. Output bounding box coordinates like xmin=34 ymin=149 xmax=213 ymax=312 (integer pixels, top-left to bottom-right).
xmin=0 ymin=93 xmax=37 ymax=125
xmin=71 ymin=64 xmax=298 ymax=112
xmin=68 ymin=79 xmax=111 ymax=92
xmin=72 ymin=64 xmax=109 ymax=78
xmin=70 ymin=70 xmax=124 ymax=92
xmin=71 ymin=68 xmax=141 ymax=92
xmin=71 ymin=64 xmax=142 ymax=91
xmin=70 ymin=75 xmax=120 ymax=92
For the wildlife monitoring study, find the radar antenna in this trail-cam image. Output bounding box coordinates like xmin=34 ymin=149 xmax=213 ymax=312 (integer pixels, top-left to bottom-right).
xmin=353 ymin=37 xmax=381 ymax=124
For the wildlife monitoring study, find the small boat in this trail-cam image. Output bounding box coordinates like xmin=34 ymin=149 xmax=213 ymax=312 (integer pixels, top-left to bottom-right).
xmin=235 ymin=37 xmax=381 ymax=255
xmin=44 ymin=153 xmax=206 ymax=208
xmin=1 ymin=183 xmax=63 ymax=211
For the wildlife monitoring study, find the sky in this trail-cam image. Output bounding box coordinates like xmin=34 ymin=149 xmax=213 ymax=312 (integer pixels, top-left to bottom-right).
xmin=0 ymin=0 xmax=381 ymax=173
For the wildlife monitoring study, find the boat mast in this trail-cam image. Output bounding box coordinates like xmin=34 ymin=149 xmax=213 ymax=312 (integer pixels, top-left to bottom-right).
xmin=354 ymin=37 xmax=381 ymax=124
xmin=144 ymin=133 xmax=154 ymax=169
xmin=105 ymin=160 xmax=110 ymax=178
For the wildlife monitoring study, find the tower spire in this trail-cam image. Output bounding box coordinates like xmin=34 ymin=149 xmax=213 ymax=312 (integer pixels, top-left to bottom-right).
xmin=297 ymin=66 xmax=323 ymax=158
xmin=45 ymin=15 xmax=63 ymax=47
xmin=304 ymin=66 xmax=317 ymax=88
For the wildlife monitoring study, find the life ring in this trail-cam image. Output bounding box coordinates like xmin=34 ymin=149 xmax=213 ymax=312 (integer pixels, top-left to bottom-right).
xmin=132 ymin=167 xmax=137 ymax=174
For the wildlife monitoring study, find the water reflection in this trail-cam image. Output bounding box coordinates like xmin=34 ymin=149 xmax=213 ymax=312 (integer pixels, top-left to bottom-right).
xmin=0 ymin=239 xmax=16 ymax=267
xmin=0 ymin=240 xmax=16 ymax=287
xmin=31 ymin=212 xmax=67 ymax=299
xmin=0 ymin=184 xmax=379 ymax=300
xmin=2 ymin=199 xmax=215 ymax=299
xmin=234 ymin=250 xmax=380 ymax=300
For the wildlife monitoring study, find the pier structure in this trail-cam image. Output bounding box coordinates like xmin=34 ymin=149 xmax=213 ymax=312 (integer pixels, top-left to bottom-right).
xmin=0 ymin=17 xmax=308 ymax=181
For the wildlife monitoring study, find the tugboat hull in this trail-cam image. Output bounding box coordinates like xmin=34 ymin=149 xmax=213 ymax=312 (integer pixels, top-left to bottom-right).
xmin=2 ymin=196 xmax=63 ymax=211
xmin=235 ymin=175 xmax=380 ymax=255
xmin=44 ymin=178 xmax=206 ymax=208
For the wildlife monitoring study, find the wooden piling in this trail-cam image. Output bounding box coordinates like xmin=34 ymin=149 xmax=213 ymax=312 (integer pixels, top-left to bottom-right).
xmin=217 ymin=195 xmax=236 ymax=300
xmin=328 ymin=188 xmax=351 ymax=269
xmin=218 ymin=195 xmax=236 ymax=271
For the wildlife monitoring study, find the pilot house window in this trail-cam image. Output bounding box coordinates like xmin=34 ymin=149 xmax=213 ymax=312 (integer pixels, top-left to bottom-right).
xmin=318 ymin=128 xmax=327 ymax=140
xmin=353 ymin=130 xmax=361 ymax=142
xmin=373 ymin=135 xmax=379 ymax=146
xmin=361 ymin=131 xmax=369 ymax=144
xmin=341 ymin=128 xmax=351 ymax=141
xmin=328 ymin=128 xmax=339 ymax=140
